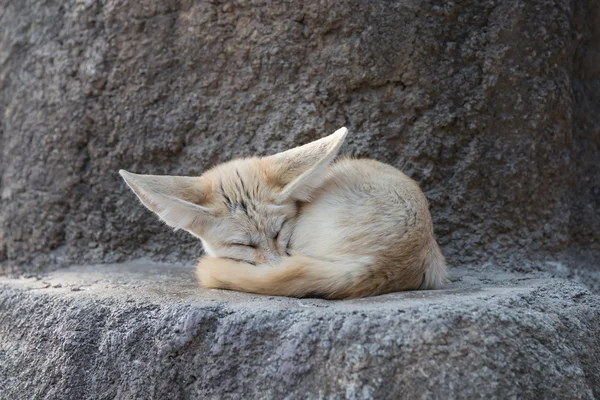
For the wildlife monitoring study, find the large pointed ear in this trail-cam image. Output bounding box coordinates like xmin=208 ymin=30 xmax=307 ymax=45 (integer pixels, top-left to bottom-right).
xmin=261 ymin=127 xmax=348 ymax=203
xmin=119 ymin=170 xmax=215 ymax=231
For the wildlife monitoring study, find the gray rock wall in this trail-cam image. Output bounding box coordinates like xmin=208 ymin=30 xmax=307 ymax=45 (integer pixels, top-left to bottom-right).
xmin=0 ymin=0 xmax=598 ymax=274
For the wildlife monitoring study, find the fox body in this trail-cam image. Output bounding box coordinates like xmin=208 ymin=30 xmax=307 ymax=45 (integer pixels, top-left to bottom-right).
xmin=120 ymin=128 xmax=447 ymax=299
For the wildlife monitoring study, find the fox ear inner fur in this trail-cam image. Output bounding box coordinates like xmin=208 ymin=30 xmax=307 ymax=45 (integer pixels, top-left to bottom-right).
xmin=118 ymin=170 xmax=215 ymax=231
xmin=261 ymin=127 xmax=348 ymax=203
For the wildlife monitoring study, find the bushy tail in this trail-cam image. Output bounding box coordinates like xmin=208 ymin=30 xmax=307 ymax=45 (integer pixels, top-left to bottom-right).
xmin=419 ymin=240 xmax=448 ymax=290
xmin=197 ymin=244 xmax=448 ymax=299
xmin=197 ymin=255 xmax=370 ymax=300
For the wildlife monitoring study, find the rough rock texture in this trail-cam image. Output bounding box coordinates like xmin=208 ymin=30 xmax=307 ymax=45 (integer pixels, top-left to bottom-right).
xmin=0 ymin=262 xmax=598 ymax=399
xmin=1 ymin=2 xmax=599 ymax=398
xmin=0 ymin=0 xmax=598 ymax=274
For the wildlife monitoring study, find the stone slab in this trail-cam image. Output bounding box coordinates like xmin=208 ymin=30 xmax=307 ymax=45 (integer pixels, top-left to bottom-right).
xmin=0 ymin=262 xmax=598 ymax=399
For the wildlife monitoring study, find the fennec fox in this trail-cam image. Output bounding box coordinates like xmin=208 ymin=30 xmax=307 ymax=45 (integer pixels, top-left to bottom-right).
xmin=119 ymin=127 xmax=447 ymax=299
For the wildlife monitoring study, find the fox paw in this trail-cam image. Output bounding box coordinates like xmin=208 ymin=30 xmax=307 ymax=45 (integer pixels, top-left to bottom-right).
xmin=195 ymin=257 xmax=222 ymax=288
xmin=195 ymin=257 xmax=251 ymax=289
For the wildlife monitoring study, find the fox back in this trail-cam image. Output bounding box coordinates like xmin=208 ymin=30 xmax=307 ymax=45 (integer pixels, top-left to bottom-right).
xmin=120 ymin=127 xmax=447 ymax=299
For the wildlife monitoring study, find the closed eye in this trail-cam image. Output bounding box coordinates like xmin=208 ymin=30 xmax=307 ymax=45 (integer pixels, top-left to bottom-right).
xmin=230 ymin=243 xmax=258 ymax=249
xmin=225 ymin=257 xmax=257 ymax=266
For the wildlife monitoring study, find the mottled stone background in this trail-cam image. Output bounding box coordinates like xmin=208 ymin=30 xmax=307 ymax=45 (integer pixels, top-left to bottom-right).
xmin=0 ymin=0 xmax=598 ymax=274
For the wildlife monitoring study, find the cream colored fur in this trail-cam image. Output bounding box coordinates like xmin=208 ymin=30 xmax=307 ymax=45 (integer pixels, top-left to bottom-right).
xmin=119 ymin=127 xmax=447 ymax=299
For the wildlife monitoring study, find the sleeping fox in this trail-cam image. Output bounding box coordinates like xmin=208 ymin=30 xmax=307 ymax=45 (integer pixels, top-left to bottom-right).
xmin=119 ymin=127 xmax=447 ymax=299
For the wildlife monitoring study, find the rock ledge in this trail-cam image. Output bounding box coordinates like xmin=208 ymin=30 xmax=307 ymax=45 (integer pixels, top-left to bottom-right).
xmin=0 ymin=262 xmax=598 ymax=399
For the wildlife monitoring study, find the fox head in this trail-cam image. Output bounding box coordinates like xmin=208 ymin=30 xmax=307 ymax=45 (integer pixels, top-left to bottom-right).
xmin=119 ymin=127 xmax=348 ymax=265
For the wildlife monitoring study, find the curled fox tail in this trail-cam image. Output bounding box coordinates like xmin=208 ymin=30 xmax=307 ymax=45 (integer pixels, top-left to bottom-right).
xmin=419 ymin=240 xmax=448 ymax=290
xmin=197 ymin=242 xmax=448 ymax=299
xmin=196 ymin=255 xmax=375 ymax=300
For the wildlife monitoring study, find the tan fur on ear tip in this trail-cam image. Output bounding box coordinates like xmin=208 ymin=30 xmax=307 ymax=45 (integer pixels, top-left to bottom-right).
xmin=332 ymin=126 xmax=348 ymax=140
xmin=119 ymin=169 xmax=148 ymax=186
xmin=118 ymin=170 xmax=157 ymax=208
xmin=118 ymin=169 xmax=136 ymax=186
